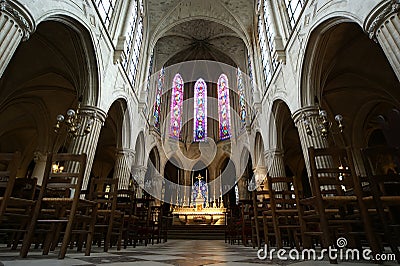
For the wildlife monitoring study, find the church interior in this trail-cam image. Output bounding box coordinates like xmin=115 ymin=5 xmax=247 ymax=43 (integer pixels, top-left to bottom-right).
xmin=0 ymin=0 xmax=400 ymax=265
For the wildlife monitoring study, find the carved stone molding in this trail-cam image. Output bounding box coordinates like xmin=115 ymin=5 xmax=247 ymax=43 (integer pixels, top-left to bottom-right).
xmin=80 ymin=105 xmax=107 ymax=124
xmin=365 ymin=0 xmax=400 ymax=39
xmin=292 ymin=105 xmax=319 ymax=125
xmin=0 ymin=0 xmax=35 ymax=40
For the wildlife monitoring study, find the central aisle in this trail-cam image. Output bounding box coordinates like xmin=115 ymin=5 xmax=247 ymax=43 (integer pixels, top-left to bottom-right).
xmin=0 ymin=240 xmax=391 ymax=265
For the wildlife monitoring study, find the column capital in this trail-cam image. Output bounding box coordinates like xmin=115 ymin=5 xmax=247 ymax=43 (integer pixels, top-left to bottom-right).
xmin=33 ymin=150 xmax=47 ymax=162
xmin=80 ymin=105 xmax=107 ymax=123
xmin=131 ymin=165 xmax=147 ymax=171
xmin=115 ymin=148 xmax=135 ymax=157
xmin=264 ymin=148 xmax=284 ymax=157
xmin=292 ymin=106 xmax=319 ymax=124
xmin=0 ymin=0 xmax=35 ymax=40
xmin=253 ymin=165 xmax=267 ymax=174
xmin=365 ymin=0 xmax=400 ymax=39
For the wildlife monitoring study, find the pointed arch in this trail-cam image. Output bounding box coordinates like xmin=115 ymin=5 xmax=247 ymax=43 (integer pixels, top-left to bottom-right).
xmin=218 ymin=74 xmax=231 ymax=140
xmin=170 ymin=73 xmax=184 ymax=139
xmin=193 ymin=78 xmax=207 ymax=142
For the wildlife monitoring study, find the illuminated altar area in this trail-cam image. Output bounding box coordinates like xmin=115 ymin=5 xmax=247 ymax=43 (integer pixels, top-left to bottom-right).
xmin=172 ymin=174 xmax=226 ymax=225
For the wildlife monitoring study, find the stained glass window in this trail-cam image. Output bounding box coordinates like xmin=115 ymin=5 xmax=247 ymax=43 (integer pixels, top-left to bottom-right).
xmin=237 ymin=68 xmax=246 ymax=130
xmin=153 ymin=67 xmax=164 ymax=130
xmin=218 ymin=74 xmax=231 ymax=140
xmin=193 ymin=78 xmax=207 ymax=142
xmin=95 ymin=0 xmax=117 ymax=28
xmin=170 ymin=74 xmax=184 ymax=139
xmin=285 ymin=0 xmax=306 ymax=29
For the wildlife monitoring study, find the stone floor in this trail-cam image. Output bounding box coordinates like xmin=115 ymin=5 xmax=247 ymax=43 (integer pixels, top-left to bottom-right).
xmin=0 ymin=240 xmax=397 ymax=266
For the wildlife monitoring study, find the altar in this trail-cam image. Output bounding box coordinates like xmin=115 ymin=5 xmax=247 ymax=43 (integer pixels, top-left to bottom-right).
xmin=172 ymin=206 xmax=226 ymax=225
xmin=172 ymin=174 xmax=226 ymax=225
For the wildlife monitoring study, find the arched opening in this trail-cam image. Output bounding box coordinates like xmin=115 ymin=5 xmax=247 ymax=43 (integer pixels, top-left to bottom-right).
xmin=302 ymin=21 xmax=400 ymax=150
xmin=0 ymin=18 xmax=98 ymax=181
xmin=91 ymin=99 xmax=127 ymax=185
xmin=163 ymin=157 xmax=183 ymax=205
xmin=271 ymin=100 xmax=310 ymax=197
xmin=239 ymin=149 xmax=253 ymax=201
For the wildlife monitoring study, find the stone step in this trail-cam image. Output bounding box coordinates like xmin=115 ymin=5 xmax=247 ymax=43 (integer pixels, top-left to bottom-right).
xmin=167 ymin=225 xmax=226 ymax=240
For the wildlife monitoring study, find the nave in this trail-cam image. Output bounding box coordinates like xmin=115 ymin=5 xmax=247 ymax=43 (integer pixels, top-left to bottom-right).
xmin=0 ymin=239 xmax=395 ymax=266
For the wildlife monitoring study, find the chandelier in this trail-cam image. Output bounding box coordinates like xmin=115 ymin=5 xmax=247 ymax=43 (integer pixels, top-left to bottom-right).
xmin=54 ymin=96 xmax=95 ymax=138
xmin=301 ymin=99 xmax=344 ymax=138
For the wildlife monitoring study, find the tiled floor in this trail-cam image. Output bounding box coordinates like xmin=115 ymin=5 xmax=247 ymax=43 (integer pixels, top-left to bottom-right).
xmin=0 ymin=240 xmax=397 ymax=266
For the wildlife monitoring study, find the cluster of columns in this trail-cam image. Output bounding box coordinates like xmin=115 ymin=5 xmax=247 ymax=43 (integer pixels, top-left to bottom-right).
xmin=366 ymin=0 xmax=400 ymax=81
xmin=0 ymin=0 xmax=35 ymax=78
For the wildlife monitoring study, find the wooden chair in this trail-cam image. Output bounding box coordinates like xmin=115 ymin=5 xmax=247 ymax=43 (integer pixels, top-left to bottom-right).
xmin=299 ymin=147 xmax=380 ymax=258
xmin=160 ymin=203 xmax=172 ymax=243
xmin=238 ymin=199 xmax=253 ymax=246
xmin=0 ymin=152 xmax=37 ymax=249
xmin=266 ymin=176 xmax=302 ymax=250
xmin=224 ymin=206 xmax=241 ymax=245
xmin=89 ymin=177 xmax=124 ymax=251
xmin=134 ymin=198 xmax=154 ymax=246
xmin=149 ymin=205 xmax=162 ymax=245
xmin=361 ymin=146 xmax=400 ymax=261
xmin=116 ymin=189 xmax=138 ymax=248
xmin=20 ymin=153 xmax=97 ymax=259
xmin=251 ymin=189 xmax=269 ymax=249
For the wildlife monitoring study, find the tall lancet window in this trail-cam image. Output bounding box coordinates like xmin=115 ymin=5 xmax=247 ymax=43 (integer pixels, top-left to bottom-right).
xmin=153 ymin=67 xmax=164 ymax=130
xmin=194 ymin=78 xmax=207 ymax=142
xmin=218 ymin=74 xmax=231 ymax=140
xmin=285 ymin=0 xmax=306 ymax=29
xmin=123 ymin=0 xmax=144 ymax=87
xmin=237 ymin=68 xmax=246 ymax=130
xmin=95 ymin=0 xmax=117 ymax=29
xmin=170 ymin=74 xmax=184 ymax=139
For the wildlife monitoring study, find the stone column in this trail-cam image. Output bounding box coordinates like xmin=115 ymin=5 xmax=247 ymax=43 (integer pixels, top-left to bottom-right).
xmin=365 ymin=0 xmax=400 ymax=80
xmin=68 ymin=106 xmax=106 ymax=190
xmin=132 ymin=165 xmax=146 ymax=198
xmin=31 ymin=151 xmax=47 ymax=185
xmin=112 ymin=148 xmax=135 ymax=190
xmin=293 ymin=106 xmax=330 ymax=178
xmin=266 ymin=149 xmax=288 ymax=191
xmin=0 ymin=0 xmax=35 ymax=78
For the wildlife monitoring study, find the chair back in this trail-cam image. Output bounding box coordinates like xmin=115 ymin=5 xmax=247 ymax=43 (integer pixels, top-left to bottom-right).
xmin=362 ymin=146 xmax=400 ymax=197
xmin=266 ymin=176 xmax=302 ymax=209
xmin=40 ymin=153 xmax=87 ymax=200
xmin=89 ymin=177 xmax=119 ymax=211
xmin=308 ymin=147 xmax=361 ymax=198
xmin=0 ymin=152 xmax=21 ymax=217
xmin=12 ymin=178 xmax=37 ymax=200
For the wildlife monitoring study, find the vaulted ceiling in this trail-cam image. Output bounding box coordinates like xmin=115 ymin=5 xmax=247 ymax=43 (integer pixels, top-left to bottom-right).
xmin=147 ymin=0 xmax=255 ymax=71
